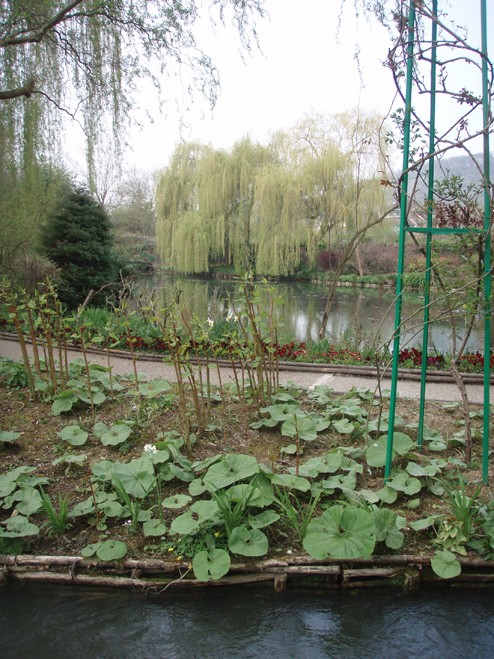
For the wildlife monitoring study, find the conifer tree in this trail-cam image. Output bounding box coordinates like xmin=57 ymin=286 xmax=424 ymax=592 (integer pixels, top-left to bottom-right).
xmin=40 ymin=186 xmax=118 ymax=308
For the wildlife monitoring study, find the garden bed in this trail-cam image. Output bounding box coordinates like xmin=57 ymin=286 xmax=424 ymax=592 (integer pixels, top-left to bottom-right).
xmin=1 ymin=353 xmax=494 ymax=587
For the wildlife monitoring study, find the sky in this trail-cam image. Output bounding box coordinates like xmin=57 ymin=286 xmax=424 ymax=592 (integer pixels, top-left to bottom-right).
xmin=68 ymin=1 xmax=494 ymax=175
xmin=120 ymin=0 xmax=396 ymax=172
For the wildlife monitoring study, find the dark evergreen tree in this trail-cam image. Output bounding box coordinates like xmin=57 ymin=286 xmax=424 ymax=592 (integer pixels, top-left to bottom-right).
xmin=40 ymin=186 xmax=118 ymax=308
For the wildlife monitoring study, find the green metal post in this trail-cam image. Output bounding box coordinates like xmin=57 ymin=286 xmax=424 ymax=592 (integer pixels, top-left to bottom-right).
xmin=417 ymin=0 xmax=438 ymax=449
xmin=385 ymin=1 xmax=416 ymax=480
xmin=481 ymin=0 xmax=491 ymax=484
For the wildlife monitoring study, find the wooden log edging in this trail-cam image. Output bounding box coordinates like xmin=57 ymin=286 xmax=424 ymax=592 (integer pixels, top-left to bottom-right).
xmin=2 ymin=554 xmax=494 ymax=592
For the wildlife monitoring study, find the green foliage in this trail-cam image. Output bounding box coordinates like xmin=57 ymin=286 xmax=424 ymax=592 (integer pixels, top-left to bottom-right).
xmin=439 ymin=473 xmax=482 ymax=543
xmin=39 ymin=488 xmax=72 ymax=536
xmin=228 ymin=525 xmax=268 ymax=557
xmin=303 ymin=505 xmax=377 ymax=560
xmin=0 ymin=430 xmax=20 ymax=444
xmin=156 ymin=113 xmax=388 ymax=277
xmin=431 ymin=550 xmax=462 ymax=579
xmin=193 ymin=548 xmax=231 ymax=582
xmin=82 ymin=539 xmax=128 ymax=561
xmin=0 ymin=357 xmax=29 ymax=388
xmin=40 ymin=186 xmax=118 ymax=308
xmin=366 ymin=432 xmax=414 ymax=468
xmin=0 ymin=2 xmax=264 ymax=276
xmin=94 ymin=421 xmax=133 ymax=447
xmin=57 ymin=425 xmax=89 ymax=447
xmin=203 ymin=454 xmax=259 ymax=491
xmin=273 ymin=486 xmax=320 ymax=545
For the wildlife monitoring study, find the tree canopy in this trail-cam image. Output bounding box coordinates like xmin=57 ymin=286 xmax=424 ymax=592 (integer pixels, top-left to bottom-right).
xmin=0 ymin=0 xmax=266 ymax=274
xmin=156 ymin=112 xmax=391 ymax=277
xmin=0 ymin=0 xmax=265 ymax=174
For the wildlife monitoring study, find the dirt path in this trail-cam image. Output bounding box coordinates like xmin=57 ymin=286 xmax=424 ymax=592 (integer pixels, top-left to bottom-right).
xmin=0 ymin=335 xmax=491 ymax=403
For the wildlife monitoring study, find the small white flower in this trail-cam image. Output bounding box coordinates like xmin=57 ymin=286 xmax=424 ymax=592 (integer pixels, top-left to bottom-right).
xmin=207 ymin=317 xmax=214 ymax=327
xmin=143 ymin=443 xmax=157 ymax=454
xmin=123 ymin=520 xmax=132 ymax=526
xmin=226 ymin=310 xmax=235 ymax=322
xmin=287 ymin=549 xmax=293 ymax=555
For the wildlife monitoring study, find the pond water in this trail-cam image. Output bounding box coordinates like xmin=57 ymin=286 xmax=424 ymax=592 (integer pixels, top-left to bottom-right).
xmin=1 ymin=584 xmax=494 ymax=658
xmin=135 ymin=274 xmax=486 ymax=353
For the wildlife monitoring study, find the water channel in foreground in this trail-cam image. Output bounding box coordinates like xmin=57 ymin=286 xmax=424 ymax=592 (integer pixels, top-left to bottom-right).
xmin=1 ymin=584 xmax=493 ymax=658
xmin=135 ymin=275 xmax=487 ymax=353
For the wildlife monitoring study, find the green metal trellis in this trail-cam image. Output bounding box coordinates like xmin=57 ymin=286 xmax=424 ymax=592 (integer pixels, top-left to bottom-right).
xmin=385 ymin=0 xmax=492 ymax=483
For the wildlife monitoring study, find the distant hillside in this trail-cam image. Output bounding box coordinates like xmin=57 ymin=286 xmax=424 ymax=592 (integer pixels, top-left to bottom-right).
xmin=434 ymin=153 xmax=493 ymax=185
xmin=411 ymin=152 xmax=493 ymax=200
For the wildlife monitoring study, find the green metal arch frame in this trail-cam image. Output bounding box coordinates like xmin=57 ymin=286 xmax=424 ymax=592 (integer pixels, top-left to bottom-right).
xmin=385 ymin=0 xmax=492 ymax=483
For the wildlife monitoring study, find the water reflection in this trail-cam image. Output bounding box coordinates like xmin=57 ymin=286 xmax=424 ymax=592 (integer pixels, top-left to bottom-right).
xmin=1 ymin=585 xmax=494 ymax=658
xmin=134 ymin=275 xmax=486 ymax=353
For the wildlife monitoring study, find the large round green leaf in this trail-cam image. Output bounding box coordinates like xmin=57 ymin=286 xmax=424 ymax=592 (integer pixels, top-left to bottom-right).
xmin=332 ymin=419 xmax=354 ymax=435
xmin=303 ymin=505 xmax=376 ymax=559
xmin=365 ymin=436 xmax=389 ymax=468
xmin=91 ymin=460 xmax=115 ymax=482
xmin=372 ymin=508 xmax=404 ymax=550
xmin=81 ymin=542 xmax=100 ymax=557
xmin=112 ymin=458 xmax=155 ymax=498
xmin=431 ymin=549 xmax=462 ymax=579
xmin=247 ymin=510 xmax=280 ymax=529
xmin=366 ymin=433 xmax=414 ymax=468
xmin=51 ymin=390 xmax=78 ymax=415
xmin=204 ymin=454 xmax=259 ymax=491
xmin=100 ymin=500 xmax=123 ymax=518
xmin=193 ymin=548 xmax=231 ymax=582
xmin=162 ymin=494 xmax=192 ymax=509
xmin=228 ymin=525 xmax=268 ymax=557
xmin=138 ymin=379 xmax=172 ymax=398
xmin=0 ymin=431 xmax=20 ymax=443
xmin=100 ymin=423 xmax=132 ymax=446
xmin=1 ymin=515 xmax=39 ymax=538
xmin=228 ymin=481 xmax=274 ymax=507
xmin=96 ymin=539 xmax=128 ymax=561
xmin=281 ymin=414 xmax=318 ymax=441
xmin=58 ymin=424 xmax=88 ymax=446
xmin=12 ymin=486 xmax=43 ymax=516
xmin=170 ymin=499 xmax=219 ymax=535
xmin=271 ymin=473 xmax=311 ymax=492
xmin=143 ymin=519 xmax=167 ymax=537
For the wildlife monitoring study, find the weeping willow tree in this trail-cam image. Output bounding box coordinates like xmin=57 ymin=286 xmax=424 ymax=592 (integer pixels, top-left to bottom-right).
xmin=156 ymin=112 xmax=389 ymax=278
xmin=156 ymin=142 xmax=213 ymax=272
xmin=317 ymin=110 xmax=395 ymax=337
xmin=223 ymin=138 xmax=275 ymax=272
xmin=265 ymin=118 xmax=356 ymax=272
xmin=252 ymin=163 xmax=306 ymax=275
xmin=156 ymin=137 xmax=274 ymax=273
xmin=0 ymin=0 xmax=266 ymax=274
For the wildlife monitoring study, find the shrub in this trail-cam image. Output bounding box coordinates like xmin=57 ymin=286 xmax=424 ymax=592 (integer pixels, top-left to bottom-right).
xmin=358 ymin=243 xmax=398 ymax=274
xmin=317 ymin=248 xmax=344 ymax=272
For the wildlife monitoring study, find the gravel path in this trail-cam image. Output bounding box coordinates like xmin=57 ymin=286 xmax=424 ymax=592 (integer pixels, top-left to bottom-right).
xmin=0 ymin=335 xmax=491 ymax=403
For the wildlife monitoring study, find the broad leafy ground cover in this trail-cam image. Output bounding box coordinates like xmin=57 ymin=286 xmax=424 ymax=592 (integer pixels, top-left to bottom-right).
xmin=1 ymin=356 xmax=493 ymax=582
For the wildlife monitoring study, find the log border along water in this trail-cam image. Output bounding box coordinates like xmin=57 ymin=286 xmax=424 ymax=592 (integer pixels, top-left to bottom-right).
xmin=2 ymin=554 xmax=494 ymax=592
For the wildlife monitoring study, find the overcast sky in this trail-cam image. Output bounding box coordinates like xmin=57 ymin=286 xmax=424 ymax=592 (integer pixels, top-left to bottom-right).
xmin=69 ymin=1 xmax=494 ymax=175
xmin=122 ymin=0 xmax=395 ymax=171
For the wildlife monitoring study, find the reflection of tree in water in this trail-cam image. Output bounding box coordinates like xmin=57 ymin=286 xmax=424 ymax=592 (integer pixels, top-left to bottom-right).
xmin=134 ymin=275 xmax=485 ymax=352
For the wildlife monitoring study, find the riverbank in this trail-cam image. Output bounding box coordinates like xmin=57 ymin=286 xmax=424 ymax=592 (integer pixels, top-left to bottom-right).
xmin=3 ymin=552 xmax=494 ymax=591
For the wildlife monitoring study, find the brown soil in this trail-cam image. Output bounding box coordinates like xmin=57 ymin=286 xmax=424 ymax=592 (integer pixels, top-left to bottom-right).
xmin=0 ymin=378 xmax=492 ymax=562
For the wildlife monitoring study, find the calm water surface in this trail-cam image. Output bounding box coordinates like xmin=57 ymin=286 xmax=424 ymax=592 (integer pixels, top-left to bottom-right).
xmin=1 ymin=584 xmax=494 ymax=658
xmin=136 ymin=275 xmax=486 ymax=353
